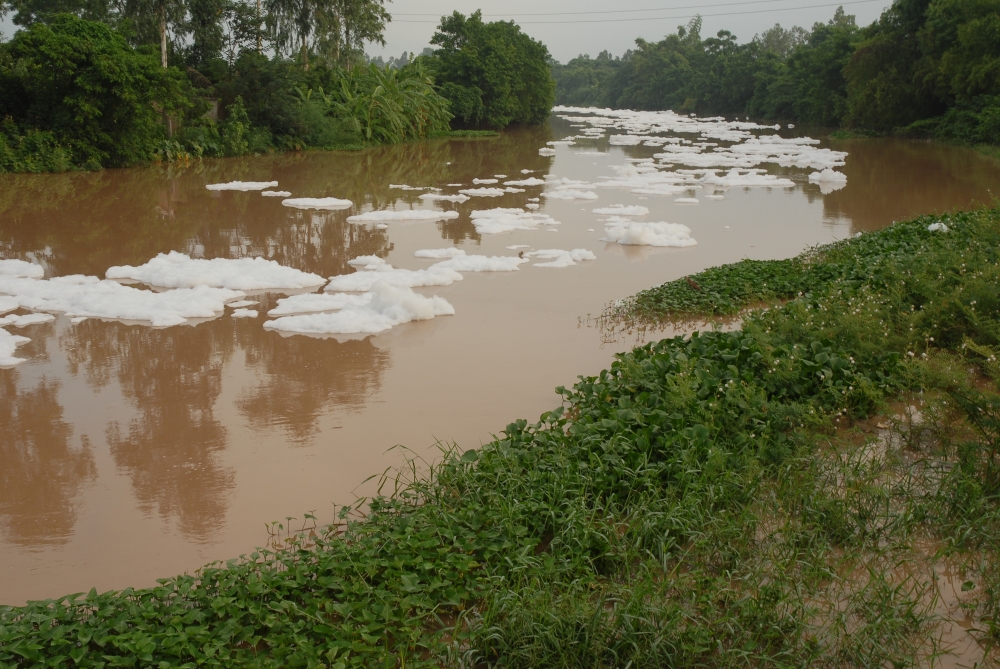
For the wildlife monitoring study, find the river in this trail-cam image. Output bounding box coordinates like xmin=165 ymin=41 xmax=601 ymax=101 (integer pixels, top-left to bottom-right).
xmin=1 ymin=111 xmax=998 ymax=605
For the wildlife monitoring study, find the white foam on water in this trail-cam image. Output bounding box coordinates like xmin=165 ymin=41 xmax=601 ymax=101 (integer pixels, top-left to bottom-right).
xmin=447 ymin=183 xmax=464 ymax=187
xmin=808 ymin=168 xmax=847 ymax=184
xmin=675 ymin=197 xmax=700 ymax=204
xmin=928 ymin=222 xmax=949 ymax=233
xmin=227 ymin=300 xmax=258 ymax=308
xmin=0 ymin=296 xmax=18 ymax=314
xmin=469 ymin=208 xmax=560 ymax=234
xmin=347 ymin=255 xmax=387 ymax=269
xmin=529 ymin=248 xmax=597 ymax=268
xmin=106 ymin=251 xmax=326 ymax=290
xmin=0 ymin=275 xmax=244 ymax=327
xmin=543 ymin=190 xmax=599 ymax=200
xmin=261 ymin=191 xmax=292 ymax=197
xmin=504 ymin=177 xmax=546 ymax=186
xmin=538 ymin=148 xmax=557 ymax=156
xmin=414 ymin=248 xmax=465 ymax=259
xmin=705 ymin=194 xmax=725 ymax=200
xmin=231 ymin=309 xmax=258 ymax=318
xmin=0 ymin=312 xmax=55 ymax=327
xmin=494 ymin=174 xmax=507 ymax=178
xmin=325 ymin=264 xmax=463 ymax=292
xmin=602 ymin=221 xmax=698 ymax=247
xmin=281 ymin=197 xmax=353 ymax=210
xmin=206 ymin=181 xmax=278 ymax=191
xmin=0 ymin=259 xmax=44 ymax=279
xmin=266 ymin=281 xmax=454 ymax=335
xmin=506 ymin=245 xmax=530 ymax=250
xmin=269 ymin=292 xmax=373 ymax=316
xmin=527 ymin=197 xmax=540 ymax=202
xmin=390 ymin=184 xmax=439 ymax=191
xmin=701 ymin=168 xmax=795 ymax=188
xmin=376 ymin=224 xmax=389 ymax=229
xmin=459 ymin=187 xmax=506 ymax=197
xmin=347 ymin=210 xmax=459 ymax=222
xmin=434 ymin=254 xmax=528 ymax=272
xmin=419 ymin=193 xmax=470 ymax=203
xmin=520 ymin=169 xmax=536 ymax=174
xmin=592 ymin=205 xmax=649 ymax=216
xmin=473 ymin=178 xmax=499 ymax=184
xmin=525 ymin=203 xmax=540 ymax=210
xmin=504 ymin=187 xmax=526 ymax=193
xmin=0 ymin=328 xmax=30 ymax=366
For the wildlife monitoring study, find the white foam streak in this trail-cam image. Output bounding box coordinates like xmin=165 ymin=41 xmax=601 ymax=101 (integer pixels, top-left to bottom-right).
xmin=106 ymin=251 xmax=326 ymax=290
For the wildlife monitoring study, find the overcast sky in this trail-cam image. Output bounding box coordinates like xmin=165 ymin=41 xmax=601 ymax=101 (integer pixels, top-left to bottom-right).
xmin=1 ymin=0 xmax=896 ymax=63
xmin=373 ymin=0 xmax=895 ymax=62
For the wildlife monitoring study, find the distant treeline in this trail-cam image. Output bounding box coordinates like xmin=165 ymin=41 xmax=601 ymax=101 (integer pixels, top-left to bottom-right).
xmin=0 ymin=1 xmax=554 ymax=173
xmin=552 ymin=0 xmax=1000 ymax=145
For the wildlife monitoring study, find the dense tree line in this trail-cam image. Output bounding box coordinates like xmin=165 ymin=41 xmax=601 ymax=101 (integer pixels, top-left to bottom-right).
xmin=552 ymin=0 xmax=1000 ymax=144
xmin=0 ymin=2 xmax=555 ymax=172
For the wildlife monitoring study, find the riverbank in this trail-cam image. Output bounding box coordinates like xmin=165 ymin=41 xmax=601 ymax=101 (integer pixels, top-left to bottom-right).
xmin=2 ymin=207 xmax=999 ymax=666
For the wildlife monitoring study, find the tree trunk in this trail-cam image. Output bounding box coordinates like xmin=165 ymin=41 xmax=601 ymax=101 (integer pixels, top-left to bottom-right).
xmin=160 ymin=8 xmax=168 ymax=68
xmin=333 ymin=7 xmax=340 ymax=65
xmin=301 ymin=34 xmax=309 ymax=71
xmin=256 ymin=0 xmax=262 ymax=53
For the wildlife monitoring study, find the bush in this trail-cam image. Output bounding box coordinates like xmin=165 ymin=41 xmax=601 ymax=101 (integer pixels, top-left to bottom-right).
xmin=0 ymin=14 xmax=189 ymax=168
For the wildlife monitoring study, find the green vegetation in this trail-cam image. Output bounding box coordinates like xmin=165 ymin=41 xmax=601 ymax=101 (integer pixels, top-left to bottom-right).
xmin=419 ymin=10 xmax=556 ymax=130
xmin=3 ymin=208 xmax=1000 ymax=665
xmin=553 ymin=0 xmax=1000 ymax=146
xmin=0 ymin=0 xmax=557 ymax=173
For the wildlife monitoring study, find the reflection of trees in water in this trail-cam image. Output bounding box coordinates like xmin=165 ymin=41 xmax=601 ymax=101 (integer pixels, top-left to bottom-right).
xmin=235 ymin=325 xmax=390 ymax=444
xmin=821 ymin=140 xmax=1000 ymax=232
xmin=56 ymin=312 xmax=391 ymax=534
xmin=0 ymin=127 xmax=555 ymax=277
xmin=0 ymin=370 xmax=94 ymax=546
xmin=61 ymin=319 xmax=236 ymax=540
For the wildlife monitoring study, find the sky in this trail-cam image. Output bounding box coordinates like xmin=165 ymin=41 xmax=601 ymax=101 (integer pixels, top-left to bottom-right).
xmin=372 ymin=0 xmax=896 ymax=63
xmin=1 ymin=0 xmax=897 ymax=63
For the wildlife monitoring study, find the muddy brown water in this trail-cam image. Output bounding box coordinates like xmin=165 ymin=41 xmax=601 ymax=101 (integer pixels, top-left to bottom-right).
xmin=2 ymin=118 xmax=999 ymax=606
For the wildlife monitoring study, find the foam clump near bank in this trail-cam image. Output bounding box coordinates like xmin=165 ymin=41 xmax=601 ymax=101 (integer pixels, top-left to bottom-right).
xmin=602 ymin=221 xmax=698 ymax=247
xmin=528 ymin=249 xmax=597 ymax=268
xmin=281 ymin=197 xmax=353 ymax=210
xmin=106 ymin=252 xmax=326 ymax=291
xmin=206 ymin=181 xmax=279 ymax=191
xmin=0 ymin=327 xmax=30 ymax=366
xmin=459 ymin=187 xmax=506 ymax=197
xmin=261 ymin=191 xmax=292 ymax=197
xmin=414 ymin=248 xmax=465 ymax=259
xmin=593 ymin=205 xmax=649 ymax=216
xmin=0 ymin=275 xmax=243 ymax=327
xmin=0 ymin=259 xmax=44 ymax=279
xmin=504 ymin=177 xmax=546 ymax=187
xmin=265 ymin=281 xmax=454 ymax=335
xmin=347 ymin=210 xmax=459 ymax=223
xmin=469 ymin=208 xmax=560 ymax=234
xmin=231 ymin=309 xmax=258 ymax=318
xmin=434 ymin=254 xmax=528 ymax=272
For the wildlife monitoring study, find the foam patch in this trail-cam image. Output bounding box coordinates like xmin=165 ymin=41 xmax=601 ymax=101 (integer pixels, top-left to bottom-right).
xmin=206 ymin=181 xmax=278 ymax=191
xmin=592 ymin=205 xmax=649 ymax=216
xmin=602 ymin=221 xmax=698 ymax=247
xmin=347 ymin=210 xmax=459 ymax=222
xmin=281 ymin=197 xmax=353 ymax=210
xmin=106 ymin=251 xmax=326 ymax=291
xmin=0 ymin=259 xmax=44 ymax=279
xmin=0 ymin=327 xmax=31 ymax=366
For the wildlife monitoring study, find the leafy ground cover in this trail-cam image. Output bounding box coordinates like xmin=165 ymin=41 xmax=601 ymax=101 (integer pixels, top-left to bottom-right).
xmin=3 ymin=209 xmax=1000 ymax=667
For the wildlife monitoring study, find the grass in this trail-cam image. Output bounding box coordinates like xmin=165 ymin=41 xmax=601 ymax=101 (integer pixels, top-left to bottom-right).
xmin=3 ymin=209 xmax=1000 ymax=667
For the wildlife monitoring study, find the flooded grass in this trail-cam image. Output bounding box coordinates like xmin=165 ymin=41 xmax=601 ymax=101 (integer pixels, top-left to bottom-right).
xmin=3 ymin=209 xmax=1000 ymax=666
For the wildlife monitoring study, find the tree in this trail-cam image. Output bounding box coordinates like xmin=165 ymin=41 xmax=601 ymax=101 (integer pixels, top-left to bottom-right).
xmin=422 ymin=10 xmax=555 ymax=129
xmin=115 ymin=0 xmax=187 ymax=67
xmin=314 ymin=0 xmax=389 ymax=68
xmin=0 ymin=14 xmax=189 ymax=166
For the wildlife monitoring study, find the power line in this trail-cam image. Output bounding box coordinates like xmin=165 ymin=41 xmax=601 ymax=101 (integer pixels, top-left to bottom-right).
xmin=393 ymin=0 xmax=804 ymax=18
xmin=391 ymin=0 xmax=883 ymax=24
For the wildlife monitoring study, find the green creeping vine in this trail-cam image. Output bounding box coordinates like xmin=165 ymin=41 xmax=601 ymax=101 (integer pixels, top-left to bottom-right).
xmin=3 ymin=209 xmax=1000 ymax=667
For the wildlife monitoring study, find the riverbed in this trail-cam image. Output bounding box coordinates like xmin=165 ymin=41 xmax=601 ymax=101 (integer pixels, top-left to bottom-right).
xmin=2 ymin=112 xmax=998 ymax=605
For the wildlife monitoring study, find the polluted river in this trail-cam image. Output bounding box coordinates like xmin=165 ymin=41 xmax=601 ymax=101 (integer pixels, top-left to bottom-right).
xmin=2 ymin=108 xmax=999 ymax=606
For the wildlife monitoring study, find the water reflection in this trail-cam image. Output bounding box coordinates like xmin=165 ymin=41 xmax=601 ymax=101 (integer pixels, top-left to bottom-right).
xmin=824 ymin=139 xmax=1000 ymax=230
xmin=0 ymin=370 xmax=93 ymax=546
xmin=236 ymin=326 xmax=390 ymax=443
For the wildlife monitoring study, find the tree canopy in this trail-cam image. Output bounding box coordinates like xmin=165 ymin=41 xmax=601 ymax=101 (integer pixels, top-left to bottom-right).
xmin=421 ymin=10 xmax=555 ymax=129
